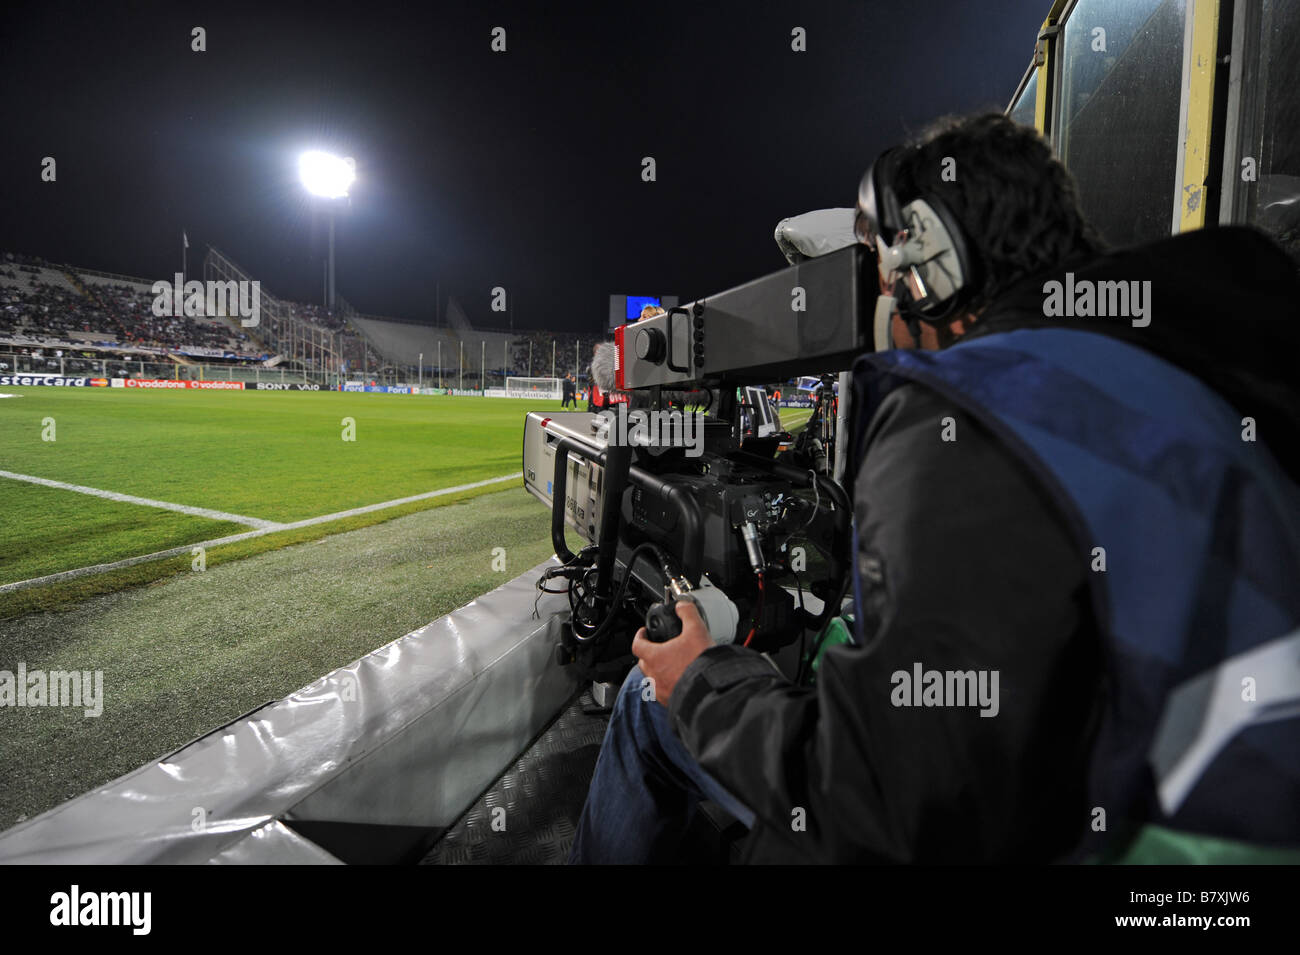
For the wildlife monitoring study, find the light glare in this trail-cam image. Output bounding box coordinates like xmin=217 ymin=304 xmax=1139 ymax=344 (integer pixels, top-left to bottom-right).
xmin=299 ymin=150 xmax=356 ymax=199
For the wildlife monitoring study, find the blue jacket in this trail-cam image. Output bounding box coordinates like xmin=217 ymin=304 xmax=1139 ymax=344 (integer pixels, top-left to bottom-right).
xmin=851 ymin=326 xmax=1300 ymax=853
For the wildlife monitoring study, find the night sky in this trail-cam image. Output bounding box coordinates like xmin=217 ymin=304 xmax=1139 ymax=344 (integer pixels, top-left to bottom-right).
xmin=1 ymin=0 xmax=1047 ymax=333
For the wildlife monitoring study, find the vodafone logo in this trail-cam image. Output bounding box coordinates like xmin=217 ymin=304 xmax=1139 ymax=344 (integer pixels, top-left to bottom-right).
xmin=124 ymin=379 xmax=185 ymax=388
xmin=122 ymin=379 xmax=244 ymax=390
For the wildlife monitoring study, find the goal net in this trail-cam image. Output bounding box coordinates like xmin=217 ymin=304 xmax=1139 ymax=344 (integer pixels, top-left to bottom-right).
xmin=505 ymin=376 xmax=564 ymax=400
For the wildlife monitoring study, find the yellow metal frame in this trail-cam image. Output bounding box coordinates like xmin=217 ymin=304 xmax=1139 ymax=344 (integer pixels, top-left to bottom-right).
xmin=1022 ymin=0 xmax=1225 ymax=235
xmin=1177 ymin=0 xmax=1223 ymax=232
xmin=1033 ymin=0 xmax=1071 ymax=136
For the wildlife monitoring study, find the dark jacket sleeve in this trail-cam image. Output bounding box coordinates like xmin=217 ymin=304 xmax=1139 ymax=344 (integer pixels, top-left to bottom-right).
xmin=667 ymin=382 xmax=1102 ymax=862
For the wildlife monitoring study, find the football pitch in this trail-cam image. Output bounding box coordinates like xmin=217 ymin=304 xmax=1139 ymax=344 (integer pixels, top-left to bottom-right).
xmin=0 ymin=388 xmax=565 ymax=606
xmin=0 ymin=387 xmax=814 ymax=606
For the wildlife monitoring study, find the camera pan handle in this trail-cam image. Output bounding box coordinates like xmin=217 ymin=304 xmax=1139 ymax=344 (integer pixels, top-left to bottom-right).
xmin=665 ymin=306 xmax=691 ymax=374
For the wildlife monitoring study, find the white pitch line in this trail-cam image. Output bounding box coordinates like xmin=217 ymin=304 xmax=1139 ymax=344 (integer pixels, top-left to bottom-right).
xmin=0 ymin=469 xmax=283 ymax=529
xmin=0 ymin=472 xmax=522 ymax=594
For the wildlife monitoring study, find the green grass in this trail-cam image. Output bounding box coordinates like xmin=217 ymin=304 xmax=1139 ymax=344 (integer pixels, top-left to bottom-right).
xmin=0 ymin=487 xmax=575 ymax=831
xmin=0 ymin=387 xmax=560 ymax=522
xmin=0 ymin=480 xmax=243 ymax=584
xmin=0 ymin=388 xmax=564 ymax=594
xmin=780 ymin=407 xmax=813 ymax=433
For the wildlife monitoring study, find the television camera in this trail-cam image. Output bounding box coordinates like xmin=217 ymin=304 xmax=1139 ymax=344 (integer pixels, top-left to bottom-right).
xmin=522 ymin=241 xmax=879 ymax=690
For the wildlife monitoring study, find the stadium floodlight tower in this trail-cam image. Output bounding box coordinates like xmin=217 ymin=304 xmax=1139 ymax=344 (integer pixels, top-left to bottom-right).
xmin=299 ymin=150 xmax=356 ymax=312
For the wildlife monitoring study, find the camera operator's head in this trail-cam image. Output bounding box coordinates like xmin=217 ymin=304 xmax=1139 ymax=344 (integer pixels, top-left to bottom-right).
xmin=857 ymin=112 xmax=1101 ymax=350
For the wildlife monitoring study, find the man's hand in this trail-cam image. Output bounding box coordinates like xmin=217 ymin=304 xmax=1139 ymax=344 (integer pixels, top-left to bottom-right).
xmin=632 ymin=598 xmax=713 ymax=707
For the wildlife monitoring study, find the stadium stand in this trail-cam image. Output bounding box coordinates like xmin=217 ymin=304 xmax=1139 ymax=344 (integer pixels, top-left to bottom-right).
xmin=75 ymin=269 xmax=155 ymax=294
xmin=348 ymin=314 xmax=461 ymax=366
xmin=2 ymin=249 xmax=609 ymax=388
xmin=348 ymin=315 xmax=526 ymax=373
xmin=1 ymin=251 xmax=253 ymax=356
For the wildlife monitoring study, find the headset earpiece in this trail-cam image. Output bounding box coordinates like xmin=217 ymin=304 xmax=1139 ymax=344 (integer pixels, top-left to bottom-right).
xmin=893 ymin=196 xmax=973 ymax=319
xmin=856 ymin=147 xmax=979 ymax=323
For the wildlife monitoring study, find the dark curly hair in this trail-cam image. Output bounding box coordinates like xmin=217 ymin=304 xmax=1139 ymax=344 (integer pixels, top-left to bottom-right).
xmin=893 ymin=113 xmax=1104 ymax=312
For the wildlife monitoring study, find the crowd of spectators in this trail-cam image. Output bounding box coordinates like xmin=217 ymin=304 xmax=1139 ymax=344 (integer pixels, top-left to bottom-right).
xmin=3 ymin=251 xmax=57 ymax=269
xmin=0 ymin=281 xmax=124 ymax=343
xmin=286 ymin=301 xmax=349 ymax=333
xmin=1 ymin=252 xmax=256 ymax=356
xmin=341 ymin=336 xmax=382 ymax=373
xmin=0 ymin=280 xmax=253 ymax=354
xmin=510 ymin=330 xmax=606 ymax=380
xmin=94 ymin=282 xmax=253 ymax=353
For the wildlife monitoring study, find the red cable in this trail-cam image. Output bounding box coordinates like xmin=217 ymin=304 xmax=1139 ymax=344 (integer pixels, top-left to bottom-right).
xmin=743 ymin=574 xmax=765 ymax=647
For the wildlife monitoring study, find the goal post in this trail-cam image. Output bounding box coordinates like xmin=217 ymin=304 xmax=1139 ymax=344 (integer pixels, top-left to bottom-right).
xmin=505 ymin=376 xmax=564 ymax=400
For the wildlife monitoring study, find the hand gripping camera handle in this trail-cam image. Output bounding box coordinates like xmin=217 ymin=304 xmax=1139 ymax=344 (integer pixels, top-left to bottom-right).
xmin=644 ymin=596 xmax=687 ymax=642
xmin=643 ymin=589 xmax=739 ymax=644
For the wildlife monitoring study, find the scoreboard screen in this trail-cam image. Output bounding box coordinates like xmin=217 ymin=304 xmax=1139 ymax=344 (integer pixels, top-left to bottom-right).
xmin=609 ymin=294 xmax=677 ymax=329
xmin=624 ymin=295 xmax=661 ymax=320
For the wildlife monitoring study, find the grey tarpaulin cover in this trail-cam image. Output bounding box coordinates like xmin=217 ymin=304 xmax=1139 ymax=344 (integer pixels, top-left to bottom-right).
xmin=0 ymin=559 xmax=577 ymax=864
xmin=773 ymin=208 xmax=859 ymax=264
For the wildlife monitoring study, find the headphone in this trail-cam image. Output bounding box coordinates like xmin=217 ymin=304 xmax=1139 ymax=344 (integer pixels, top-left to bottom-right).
xmin=855 ymin=146 xmax=979 ymax=332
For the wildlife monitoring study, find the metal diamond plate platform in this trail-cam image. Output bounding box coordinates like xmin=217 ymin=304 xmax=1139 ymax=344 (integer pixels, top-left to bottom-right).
xmin=420 ymin=691 xmax=609 ymax=865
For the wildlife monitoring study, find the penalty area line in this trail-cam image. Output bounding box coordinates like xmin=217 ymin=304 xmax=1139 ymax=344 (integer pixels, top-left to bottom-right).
xmin=0 ymin=471 xmax=523 ymax=595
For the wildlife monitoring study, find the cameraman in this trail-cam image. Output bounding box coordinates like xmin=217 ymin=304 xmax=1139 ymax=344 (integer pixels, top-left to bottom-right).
xmin=569 ymin=113 xmax=1300 ymax=864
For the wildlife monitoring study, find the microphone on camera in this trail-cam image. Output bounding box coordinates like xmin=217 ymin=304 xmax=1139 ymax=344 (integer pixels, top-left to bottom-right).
xmin=590 ymin=342 xmax=618 ymax=393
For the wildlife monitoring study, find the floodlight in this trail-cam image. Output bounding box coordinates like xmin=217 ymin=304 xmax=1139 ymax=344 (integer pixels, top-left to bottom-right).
xmin=299 ymin=150 xmax=356 ymax=199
